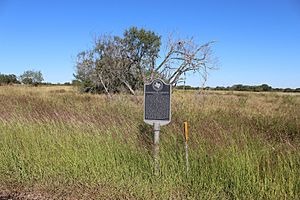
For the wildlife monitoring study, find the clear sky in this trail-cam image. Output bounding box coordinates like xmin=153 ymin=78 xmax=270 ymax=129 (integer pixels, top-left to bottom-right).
xmin=0 ymin=0 xmax=299 ymax=88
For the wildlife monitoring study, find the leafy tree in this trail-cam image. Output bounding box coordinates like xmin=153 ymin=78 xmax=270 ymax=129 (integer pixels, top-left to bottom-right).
xmin=75 ymin=27 xmax=161 ymax=95
xmin=19 ymin=70 xmax=44 ymax=85
xmin=122 ymin=27 xmax=161 ymax=83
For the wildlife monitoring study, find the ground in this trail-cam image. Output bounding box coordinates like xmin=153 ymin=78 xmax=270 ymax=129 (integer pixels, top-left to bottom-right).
xmin=0 ymin=85 xmax=299 ymax=199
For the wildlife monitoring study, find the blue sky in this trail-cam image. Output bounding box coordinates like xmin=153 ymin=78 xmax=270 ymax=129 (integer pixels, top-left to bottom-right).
xmin=0 ymin=0 xmax=299 ymax=88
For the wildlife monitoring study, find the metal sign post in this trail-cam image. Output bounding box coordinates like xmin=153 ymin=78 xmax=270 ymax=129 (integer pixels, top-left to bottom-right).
xmin=153 ymin=123 xmax=160 ymax=174
xmin=144 ymin=78 xmax=171 ymax=175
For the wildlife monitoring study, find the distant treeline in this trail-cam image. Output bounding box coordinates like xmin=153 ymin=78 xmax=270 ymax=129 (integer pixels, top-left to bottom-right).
xmin=176 ymin=84 xmax=300 ymax=93
xmin=1 ymin=73 xmax=299 ymax=93
xmin=0 ymin=70 xmax=43 ymax=86
xmin=0 ymin=72 xmax=75 ymax=86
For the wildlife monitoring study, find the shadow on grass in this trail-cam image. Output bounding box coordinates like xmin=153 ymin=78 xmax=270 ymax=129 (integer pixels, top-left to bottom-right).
xmin=137 ymin=123 xmax=154 ymax=154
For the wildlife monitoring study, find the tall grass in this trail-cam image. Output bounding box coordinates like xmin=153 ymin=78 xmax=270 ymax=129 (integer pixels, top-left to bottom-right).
xmin=0 ymin=86 xmax=299 ymax=199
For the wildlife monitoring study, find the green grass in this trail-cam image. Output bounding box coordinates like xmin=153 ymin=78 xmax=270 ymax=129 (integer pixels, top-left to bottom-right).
xmin=0 ymin=86 xmax=299 ymax=199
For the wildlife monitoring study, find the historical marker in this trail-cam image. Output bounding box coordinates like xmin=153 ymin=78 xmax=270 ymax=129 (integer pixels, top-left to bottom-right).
xmin=144 ymin=78 xmax=171 ymax=125
xmin=144 ymin=78 xmax=171 ymax=175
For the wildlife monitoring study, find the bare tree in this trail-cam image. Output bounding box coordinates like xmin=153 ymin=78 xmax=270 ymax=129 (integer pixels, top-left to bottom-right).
xmin=149 ymin=35 xmax=217 ymax=87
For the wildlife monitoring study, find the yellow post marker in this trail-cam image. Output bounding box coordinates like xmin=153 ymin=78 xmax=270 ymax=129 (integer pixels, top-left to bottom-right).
xmin=184 ymin=122 xmax=188 ymax=143
xmin=183 ymin=121 xmax=189 ymax=173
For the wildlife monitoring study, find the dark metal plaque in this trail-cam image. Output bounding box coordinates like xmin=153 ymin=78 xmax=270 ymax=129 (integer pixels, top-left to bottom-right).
xmin=144 ymin=79 xmax=171 ymax=125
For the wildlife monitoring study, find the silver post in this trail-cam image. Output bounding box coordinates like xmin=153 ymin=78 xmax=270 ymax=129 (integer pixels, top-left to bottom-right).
xmin=153 ymin=123 xmax=160 ymax=175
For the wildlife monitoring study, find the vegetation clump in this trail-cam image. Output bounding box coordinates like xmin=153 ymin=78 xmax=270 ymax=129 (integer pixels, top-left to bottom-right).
xmin=0 ymin=73 xmax=19 ymax=85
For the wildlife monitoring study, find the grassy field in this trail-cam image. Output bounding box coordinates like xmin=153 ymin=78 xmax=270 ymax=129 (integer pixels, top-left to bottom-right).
xmin=0 ymin=85 xmax=299 ymax=199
